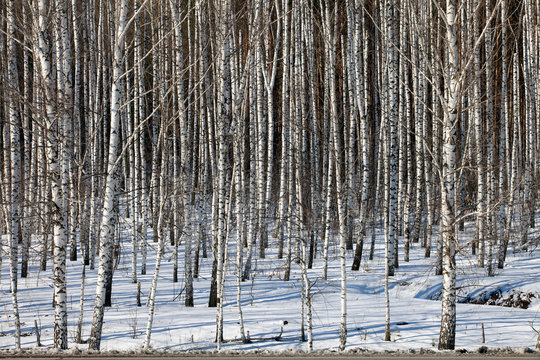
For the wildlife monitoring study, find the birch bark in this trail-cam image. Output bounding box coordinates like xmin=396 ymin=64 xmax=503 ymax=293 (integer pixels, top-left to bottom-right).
xmin=143 ymin=125 xmax=168 ymax=349
xmin=35 ymin=0 xmax=70 ymax=349
xmin=351 ymin=0 xmax=369 ymax=271
xmin=438 ymin=0 xmax=459 ymax=350
xmin=89 ymin=0 xmax=130 ymax=350
xmin=383 ymin=0 xmax=399 ymax=340
xmin=214 ymin=0 xmax=233 ymax=348
xmin=55 ymin=0 xmax=73 ymax=347
xmin=498 ymin=0 xmax=509 ymax=269
xmin=473 ymin=0 xmax=485 ymax=268
xmin=485 ymin=0 xmax=495 ymax=276
xmin=6 ymin=0 xmax=21 ymax=347
xmin=323 ymin=1 xmax=347 ymax=349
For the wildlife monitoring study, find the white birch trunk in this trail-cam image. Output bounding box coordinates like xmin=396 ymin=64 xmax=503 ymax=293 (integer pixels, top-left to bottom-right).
xmin=21 ymin=3 xmax=32 ymax=278
xmin=243 ymin=63 xmax=256 ymax=281
xmin=276 ymin=0 xmax=290 ymax=259
xmin=427 ymin=4 xmax=439 ymax=261
xmin=55 ymin=0 xmax=73 ymax=347
xmin=263 ymin=0 xmax=280 ymax=231
xmin=351 ymin=0 xmax=369 ymax=271
xmin=6 ymin=0 xmax=21 ymax=347
xmin=284 ymin=55 xmax=295 ymax=282
xmin=35 ymin=0 xmax=69 ymax=349
xmin=301 ymin=228 xmax=313 ymax=351
xmin=75 ymin=262 xmax=86 ymax=344
xmin=433 ymin=7 xmax=443 ymax=274
xmin=473 ymin=0 xmax=485 ymax=267
xmin=521 ymin=1 xmax=536 ymax=247
xmin=485 ymin=0 xmax=495 ymax=276
xmin=411 ymin=15 xmax=425 ymax=247
xmin=323 ymin=1 xmax=347 ymax=349
xmin=143 ymin=128 xmax=168 ymax=349
xmin=215 ymin=0 xmax=232 ymax=349
xmin=505 ymin=54 xmax=520 ymax=263
xmin=438 ymin=0 xmax=459 ymax=350
xmin=233 ymin=120 xmax=247 ymax=344
xmin=89 ymin=0 xmax=129 ymax=349
xmin=498 ymin=0 xmax=509 ymax=269
xmin=384 ymin=0 xmax=399 ymax=339
xmin=322 ymin=123 xmax=335 ymax=281
xmin=256 ymin=42 xmax=267 ymax=260
xmin=134 ymin=2 xmax=148 ymax=276
xmin=398 ymin=0 xmax=408 ymax=260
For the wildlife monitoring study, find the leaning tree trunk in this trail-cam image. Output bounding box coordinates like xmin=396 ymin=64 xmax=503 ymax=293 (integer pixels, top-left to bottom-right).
xmin=143 ymin=127 xmax=168 ymax=349
xmin=89 ymin=0 xmax=129 ymax=350
xmin=323 ymin=1 xmax=347 ymax=350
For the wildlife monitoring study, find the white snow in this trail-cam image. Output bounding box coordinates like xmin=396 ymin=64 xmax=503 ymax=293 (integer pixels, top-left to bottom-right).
xmin=0 ymin=216 xmax=539 ymax=353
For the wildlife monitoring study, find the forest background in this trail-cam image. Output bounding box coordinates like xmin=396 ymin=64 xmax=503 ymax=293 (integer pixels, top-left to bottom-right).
xmin=0 ymin=0 xmax=539 ymax=353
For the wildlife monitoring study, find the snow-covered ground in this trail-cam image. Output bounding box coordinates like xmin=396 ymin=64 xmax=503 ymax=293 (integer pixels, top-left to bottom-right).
xmin=0 ymin=216 xmax=539 ymax=353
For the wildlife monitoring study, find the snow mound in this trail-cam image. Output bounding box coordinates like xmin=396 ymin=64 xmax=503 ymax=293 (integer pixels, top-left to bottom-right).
xmin=460 ymin=288 xmax=539 ymax=309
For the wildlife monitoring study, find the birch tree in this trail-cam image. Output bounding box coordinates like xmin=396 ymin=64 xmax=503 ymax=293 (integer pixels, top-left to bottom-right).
xmin=89 ymin=0 xmax=130 ymax=349
xmin=213 ymin=0 xmax=233 ymax=348
xmin=6 ymin=0 xmax=21 ymax=348
xmin=438 ymin=0 xmax=459 ymax=349
xmin=497 ymin=0 xmax=509 ymax=269
xmin=143 ymin=123 xmax=168 ymax=349
xmin=350 ymin=0 xmax=370 ymax=272
xmin=473 ymin=0 xmax=485 ymax=268
xmin=34 ymin=0 xmax=71 ymax=349
xmin=322 ymin=0 xmax=347 ymax=349
xmin=54 ymin=0 xmax=74 ymax=347
xmin=383 ymin=0 xmax=399 ymax=340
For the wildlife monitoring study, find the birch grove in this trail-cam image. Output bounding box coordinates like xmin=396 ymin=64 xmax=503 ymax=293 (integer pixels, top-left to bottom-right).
xmin=0 ymin=0 xmax=538 ymax=352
